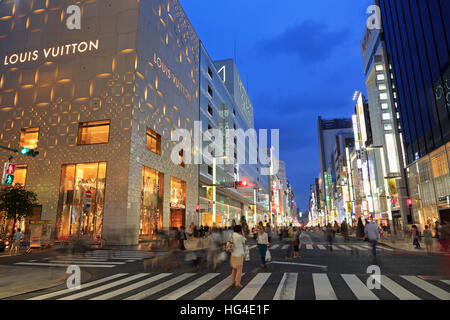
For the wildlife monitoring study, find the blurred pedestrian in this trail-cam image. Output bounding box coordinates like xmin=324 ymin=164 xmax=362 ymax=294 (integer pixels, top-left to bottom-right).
xmin=207 ymin=228 xmax=221 ymax=271
xmin=284 ymin=224 xmax=294 ymax=259
xmin=423 ymin=225 xmax=433 ymax=254
xmin=325 ymin=224 xmax=335 ymax=252
xmin=364 ymin=218 xmax=380 ymax=260
xmin=411 ymin=225 xmax=421 ymax=249
xmin=10 ymin=228 xmax=24 ymax=256
xmin=229 ymin=225 xmax=246 ymax=289
xmin=293 ymin=227 xmax=300 ymax=259
xmin=256 ymin=225 xmax=269 ymax=269
xmin=265 ymin=224 xmax=272 ymax=243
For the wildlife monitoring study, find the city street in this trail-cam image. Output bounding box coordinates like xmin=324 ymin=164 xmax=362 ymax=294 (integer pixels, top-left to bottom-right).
xmin=1 ymin=231 xmax=449 ymax=301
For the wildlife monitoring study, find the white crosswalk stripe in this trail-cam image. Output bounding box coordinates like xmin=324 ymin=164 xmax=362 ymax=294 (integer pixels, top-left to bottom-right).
xmin=15 ymin=262 xmax=115 ymax=268
xmin=91 ymin=273 xmax=172 ymax=300
xmin=249 ymin=245 xmax=257 ymax=250
xmin=28 ymin=273 xmax=128 ymax=300
xmin=337 ymin=245 xmax=351 ymax=251
xmin=25 ymin=272 xmax=450 ymax=301
xmin=233 ymin=273 xmax=271 ymax=300
xmin=59 ymin=273 xmax=149 ymax=300
xmin=270 ymin=244 xmax=279 ymax=249
xmin=195 ymin=274 xmax=246 ymax=300
xmin=159 ymin=273 xmax=220 ymax=300
xmin=49 ymin=260 xmax=126 ymax=265
xmin=341 ymin=274 xmax=379 ymax=300
xmin=380 ymin=275 xmax=420 ymax=300
xmin=312 ymin=273 xmax=337 ymax=300
xmin=273 ymin=273 xmax=297 ymax=300
xmin=317 ymin=245 xmax=326 ymax=250
xmin=306 ymin=244 xmax=313 ymax=250
xmin=281 ymin=244 xmax=289 ymax=250
xmin=402 ymin=276 xmax=450 ymax=300
xmin=125 ymin=273 xmax=195 ymax=300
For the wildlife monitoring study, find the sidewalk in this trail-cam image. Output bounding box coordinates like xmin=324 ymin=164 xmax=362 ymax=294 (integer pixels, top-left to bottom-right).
xmin=0 ymin=265 xmax=70 ymax=299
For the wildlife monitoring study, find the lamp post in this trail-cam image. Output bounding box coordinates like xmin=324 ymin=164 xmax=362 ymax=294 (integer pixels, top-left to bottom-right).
xmin=212 ymin=156 xmax=227 ymax=226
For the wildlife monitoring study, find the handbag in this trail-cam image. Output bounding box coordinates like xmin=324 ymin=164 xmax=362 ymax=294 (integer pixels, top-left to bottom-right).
xmin=265 ymin=249 xmax=272 ymax=262
xmin=225 ymin=235 xmax=233 ymax=253
xmin=244 ymin=245 xmax=250 ymax=261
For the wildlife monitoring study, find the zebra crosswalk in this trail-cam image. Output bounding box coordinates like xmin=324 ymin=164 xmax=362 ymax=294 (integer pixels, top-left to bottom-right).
xmin=25 ymin=272 xmax=450 ymax=300
xmin=14 ymin=250 xmax=154 ymax=269
xmin=249 ymin=243 xmax=394 ymax=252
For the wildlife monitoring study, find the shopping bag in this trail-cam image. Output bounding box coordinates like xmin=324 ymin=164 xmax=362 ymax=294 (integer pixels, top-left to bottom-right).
xmin=244 ymin=245 xmax=250 ymax=261
xmin=265 ymin=249 xmax=272 ymax=262
xmin=217 ymin=251 xmax=227 ymax=263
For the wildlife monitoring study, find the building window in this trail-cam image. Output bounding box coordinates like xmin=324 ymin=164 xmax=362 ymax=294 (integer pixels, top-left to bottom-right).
xmin=179 ymin=149 xmax=185 ymax=167
xmin=377 ymin=74 xmax=385 ymax=81
xmin=382 ymin=113 xmax=391 ymax=121
xmin=375 ymin=64 xmax=384 ymax=71
xmin=233 ymin=123 xmax=236 ymax=130
xmin=233 ymin=109 xmax=236 ymax=116
xmin=208 ymin=166 xmax=213 ymax=176
xmin=208 ymin=124 xmax=212 ymax=131
xmin=379 ymin=93 xmax=388 ymax=100
xmin=13 ymin=164 xmax=27 ymax=187
xmin=381 ymin=103 xmax=389 ymax=110
xmin=140 ymin=166 xmax=164 ymax=240
xmin=56 ymin=162 xmax=107 ymax=239
xmin=378 ymin=84 xmax=387 ymax=90
xmin=384 ymin=124 xmax=393 ymax=131
xmin=208 ymin=85 xmax=213 ymax=97
xmin=146 ymin=128 xmax=161 ymax=155
xmin=208 ymin=105 xmax=213 ymax=116
xmin=77 ymin=120 xmax=110 ymax=145
xmin=19 ymin=128 xmax=39 ymax=149
xmin=234 ymin=167 xmax=237 ymax=175
xmin=208 ymin=67 xmax=213 ymax=78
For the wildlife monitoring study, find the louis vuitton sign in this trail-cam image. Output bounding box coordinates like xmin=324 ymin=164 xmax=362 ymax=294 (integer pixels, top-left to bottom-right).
xmin=2 ymin=39 xmax=99 ymax=67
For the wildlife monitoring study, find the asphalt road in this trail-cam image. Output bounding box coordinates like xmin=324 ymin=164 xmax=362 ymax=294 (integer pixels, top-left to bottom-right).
xmin=1 ymin=230 xmax=449 ymax=300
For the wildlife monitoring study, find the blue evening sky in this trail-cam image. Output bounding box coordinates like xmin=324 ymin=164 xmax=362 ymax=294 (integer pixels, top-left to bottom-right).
xmin=180 ymin=0 xmax=373 ymax=212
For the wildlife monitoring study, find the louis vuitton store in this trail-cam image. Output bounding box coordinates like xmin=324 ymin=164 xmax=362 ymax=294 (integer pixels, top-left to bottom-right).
xmin=0 ymin=0 xmax=199 ymax=245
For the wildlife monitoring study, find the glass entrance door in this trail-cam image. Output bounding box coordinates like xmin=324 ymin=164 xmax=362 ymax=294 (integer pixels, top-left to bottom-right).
xmin=56 ymin=162 xmax=107 ymax=240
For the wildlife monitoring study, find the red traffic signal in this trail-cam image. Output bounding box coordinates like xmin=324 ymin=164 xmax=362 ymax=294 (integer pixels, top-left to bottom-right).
xmin=407 ymin=198 xmax=413 ymax=207
xmin=195 ymin=204 xmax=199 ymax=212
xmin=7 ymin=164 xmax=15 ymax=175
xmin=235 ymin=180 xmax=249 ymax=188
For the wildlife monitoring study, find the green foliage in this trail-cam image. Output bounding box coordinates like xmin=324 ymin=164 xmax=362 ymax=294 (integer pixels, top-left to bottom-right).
xmin=0 ymin=185 xmax=39 ymax=221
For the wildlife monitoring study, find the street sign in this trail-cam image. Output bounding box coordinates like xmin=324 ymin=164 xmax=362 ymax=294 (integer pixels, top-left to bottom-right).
xmin=219 ymin=181 xmax=235 ymax=188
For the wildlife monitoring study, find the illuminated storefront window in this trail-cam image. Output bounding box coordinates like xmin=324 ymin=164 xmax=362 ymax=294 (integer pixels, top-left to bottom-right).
xmin=77 ymin=120 xmax=110 ymax=145
xmin=56 ymin=162 xmax=106 ymax=240
xmin=13 ymin=165 xmax=27 ymax=187
xmin=19 ymin=128 xmax=39 ymax=149
xmin=170 ymin=177 xmax=186 ymax=229
xmin=140 ymin=166 xmax=164 ymax=239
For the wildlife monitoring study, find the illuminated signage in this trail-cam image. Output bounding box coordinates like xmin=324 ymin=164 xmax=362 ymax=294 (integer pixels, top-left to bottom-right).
xmin=3 ymin=40 xmax=99 ymax=67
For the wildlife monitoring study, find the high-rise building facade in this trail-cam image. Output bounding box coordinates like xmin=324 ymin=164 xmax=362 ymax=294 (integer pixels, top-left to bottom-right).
xmin=379 ymin=0 xmax=450 ymax=226
xmin=0 ymin=0 xmax=200 ymax=244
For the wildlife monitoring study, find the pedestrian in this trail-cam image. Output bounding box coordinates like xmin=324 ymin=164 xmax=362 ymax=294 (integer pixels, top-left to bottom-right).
xmin=178 ymin=226 xmax=186 ymax=251
xmin=10 ymin=228 xmax=24 ymax=256
xmin=229 ymin=225 xmax=246 ymax=289
xmin=325 ymin=224 xmax=335 ymax=252
xmin=207 ymin=228 xmax=221 ymax=271
xmin=285 ymin=224 xmax=294 ymax=260
xmin=423 ymin=225 xmax=433 ymax=254
xmin=256 ymin=225 xmax=269 ymax=269
xmin=265 ymin=224 xmax=272 ymax=243
xmin=187 ymin=222 xmax=194 ymax=238
xmin=293 ymin=227 xmax=300 ymax=259
xmin=278 ymin=227 xmax=283 ymax=241
xmin=364 ymin=218 xmax=380 ymax=260
xmin=199 ymin=225 xmax=205 ymax=238
xmin=411 ymin=225 xmax=421 ymax=249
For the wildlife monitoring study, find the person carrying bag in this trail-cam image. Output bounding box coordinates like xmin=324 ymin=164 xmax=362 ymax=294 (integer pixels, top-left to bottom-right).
xmin=229 ymin=225 xmax=246 ymax=289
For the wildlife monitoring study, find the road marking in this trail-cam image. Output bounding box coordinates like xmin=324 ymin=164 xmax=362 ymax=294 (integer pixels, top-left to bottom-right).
xmin=268 ymin=261 xmax=327 ymax=270
xmin=15 ymin=262 xmax=114 ymax=268
xmin=317 ymin=245 xmax=326 ymax=250
xmin=380 ymin=275 xmax=420 ymax=300
xmin=306 ymin=244 xmax=313 ymax=250
xmin=54 ymin=257 xmax=108 ymax=261
xmin=281 ymin=244 xmax=289 ymax=250
xmin=91 ymin=273 xmax=172 ymax=300
xmin=125 ymin=273 xmax=195 ymax=300
xmin=442 ymin=280 xmax=450 ymax=285
xmin=312 ymin=273 xmax=337 ymax=300
xmin=195 ymin=274 xmax=246 ymax=300
xmin=159 ymin=273 xmax=220 ymax=300
xmin=273 ymin=273 xmax=297 ymax=300
xmin=58 ymin=273 xmax=149 ymax=300
xmin=48 ymin=260 xmax=126 ymax=265
xmin=249 ymin=245 xmax=257 ymax=250
xmin=126 ymin=260 xmax=136 ymax=262
xmin=337 ymin=245 xmax=351 ymax=251
xmin=270 ymin=244 xmax=279 ymax=249
xmin=28 ymin=273 xmax=128 ymax=300
xmin=402 ymin=276 xmax=450 ymax=300
xmin=233 ymin=273 xmax=271 ymax=300
xmin=341 ymin=274 xmax=379 ymax=300
xmin=331 ymin=246 xmax=341 ymax=250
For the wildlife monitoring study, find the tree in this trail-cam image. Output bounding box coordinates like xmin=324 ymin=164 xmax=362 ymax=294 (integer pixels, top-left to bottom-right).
xmin=0 ymin=185 xmax=39 ymax=235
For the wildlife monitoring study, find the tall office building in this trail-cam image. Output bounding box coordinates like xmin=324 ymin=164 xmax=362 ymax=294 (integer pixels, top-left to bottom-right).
xmin=379 ymin=0 xmax=450 ymax=225
xmin=317 ymin=117 xmax=353 ymax=221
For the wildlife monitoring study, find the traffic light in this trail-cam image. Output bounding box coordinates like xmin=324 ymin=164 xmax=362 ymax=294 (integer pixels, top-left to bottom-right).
xmin=2 ymin=163 xmax=15 ymax=185
xmin=235 ymin=180 xmax=248 ymax=188
xmin=407 ymin=198 xmax=413 ymax=208
xmin=196 ymin=204 xmax=200 ymax=213
xmin=19 ymin=147 xmax=39 ymax=157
